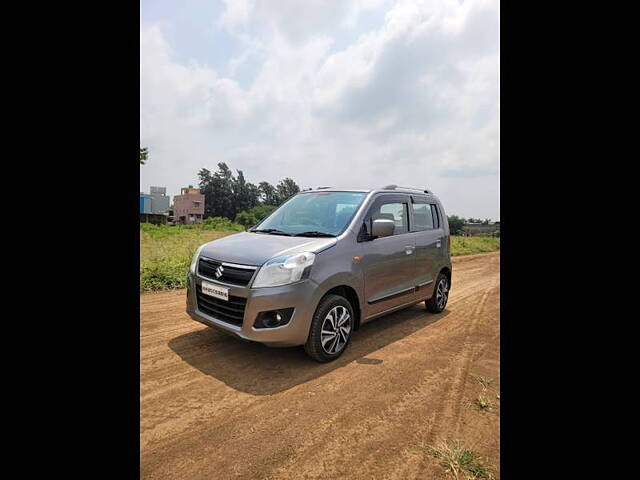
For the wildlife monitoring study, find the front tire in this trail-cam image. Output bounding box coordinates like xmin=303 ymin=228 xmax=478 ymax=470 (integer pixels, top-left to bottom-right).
xmin=304 ymin=294 xmax=354 ymax=362
xmin=426 ymin=273 xmax=449 ymax=313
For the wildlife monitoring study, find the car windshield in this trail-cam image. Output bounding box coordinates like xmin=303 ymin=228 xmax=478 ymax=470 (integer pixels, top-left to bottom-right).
xmin=253 ymin=191 xmax=367 ymax=236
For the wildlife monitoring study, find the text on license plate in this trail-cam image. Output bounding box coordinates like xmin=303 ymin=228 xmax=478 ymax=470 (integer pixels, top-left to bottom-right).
xmin=201 ymin=281 xmax=229 ymax=301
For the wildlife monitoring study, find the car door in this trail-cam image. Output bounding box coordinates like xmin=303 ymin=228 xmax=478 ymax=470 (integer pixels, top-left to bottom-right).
xmin=410 ymin=195 xmax=445 ymax=298
xmin=359 ymin=194 xmax=418 ymax=319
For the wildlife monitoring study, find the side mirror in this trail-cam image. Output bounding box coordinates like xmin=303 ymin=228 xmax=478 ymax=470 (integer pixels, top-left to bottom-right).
xmin=371 ymin=219 xmax=395 ymax=239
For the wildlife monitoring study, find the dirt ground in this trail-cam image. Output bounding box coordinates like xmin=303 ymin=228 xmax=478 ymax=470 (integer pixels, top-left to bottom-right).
xmin=141 ymin=252 xmax=500 ymax=479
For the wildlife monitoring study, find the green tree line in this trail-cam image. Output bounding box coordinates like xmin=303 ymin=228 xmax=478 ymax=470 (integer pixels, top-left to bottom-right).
xmin=448 ymin=215 xmax=499 ymax=235
xmin=466 ymin=217 xmax=493 ymax=225
xmin=197 ymin=162 xmax=300 ymax=227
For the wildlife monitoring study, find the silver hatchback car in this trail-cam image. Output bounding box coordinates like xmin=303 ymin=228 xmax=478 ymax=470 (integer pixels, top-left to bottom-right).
xmin=186 ymin=185 xmax=452 ymax=362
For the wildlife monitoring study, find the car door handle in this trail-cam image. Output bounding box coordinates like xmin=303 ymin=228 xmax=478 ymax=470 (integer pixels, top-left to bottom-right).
xmin=405 ymin=245 xmax=415 ymax=255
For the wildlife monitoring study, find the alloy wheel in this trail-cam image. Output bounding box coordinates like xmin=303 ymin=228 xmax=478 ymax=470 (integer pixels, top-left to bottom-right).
xmin=320 ymin=305 xmax=352 ymax=355
xmin=436 ymin=278 xmax=449 ymax=310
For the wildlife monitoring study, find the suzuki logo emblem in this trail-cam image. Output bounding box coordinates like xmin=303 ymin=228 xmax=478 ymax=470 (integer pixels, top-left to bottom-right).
xmin=215 ymin=265 xmax=224 ymax=278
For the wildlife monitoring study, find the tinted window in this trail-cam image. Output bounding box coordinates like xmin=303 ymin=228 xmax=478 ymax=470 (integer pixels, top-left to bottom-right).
xmin=412 ymin=203 xmax=435 ymax=230
xmin=371 ymin=201 xmax=408 ymax=234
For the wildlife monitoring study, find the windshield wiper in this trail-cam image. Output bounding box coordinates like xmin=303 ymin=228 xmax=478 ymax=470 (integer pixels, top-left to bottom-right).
xmin=250 ymin=228 xmax=292 ymax=236
xmin=293 ymin=231 xmax=336 ymax=237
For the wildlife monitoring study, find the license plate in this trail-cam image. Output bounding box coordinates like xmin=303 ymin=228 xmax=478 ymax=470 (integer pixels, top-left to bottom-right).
xmin=201 ymin=281 xmax=229 ymax=301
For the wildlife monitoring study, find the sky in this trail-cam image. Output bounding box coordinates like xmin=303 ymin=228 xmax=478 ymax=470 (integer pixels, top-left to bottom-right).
xmin=140 ymin=0 xmax=500 ymax=220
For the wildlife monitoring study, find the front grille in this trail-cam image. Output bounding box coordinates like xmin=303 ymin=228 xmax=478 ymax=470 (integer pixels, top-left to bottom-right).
xmin=198 ymin=258 xmax=256 ymax=286
xmin=196 ymin=285 xmax=247 ymax=327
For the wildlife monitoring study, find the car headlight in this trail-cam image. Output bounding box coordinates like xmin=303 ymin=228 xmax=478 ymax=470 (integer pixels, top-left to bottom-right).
xmin=190 ymin=245 xmax=205 ymax=274
xmin=252 ymin=252 xmax=316 ymax=288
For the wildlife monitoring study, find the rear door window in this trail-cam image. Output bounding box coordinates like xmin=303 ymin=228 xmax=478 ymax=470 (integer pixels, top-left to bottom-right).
xmin=411 ymin=202 xmax=435 ymax=231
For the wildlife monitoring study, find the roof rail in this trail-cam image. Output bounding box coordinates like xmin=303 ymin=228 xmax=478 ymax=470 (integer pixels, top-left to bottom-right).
xmin=316 ymin=186 xmax=332 ymax=189
xmin=382 ymin=184 xmax=431 ymax=194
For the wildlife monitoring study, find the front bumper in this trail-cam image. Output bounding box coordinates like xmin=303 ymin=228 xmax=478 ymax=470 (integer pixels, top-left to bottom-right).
xmin=186 ymin=271 xmax=319 ymax=347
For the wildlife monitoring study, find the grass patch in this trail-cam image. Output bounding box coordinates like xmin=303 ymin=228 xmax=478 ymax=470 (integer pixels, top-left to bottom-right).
xmin=427 ymin=440 xmax=494 ymax=479
xmin=450 ymin=236 xmax=500 ymax=256
xmin=472 ymin=394 xmax=492 ymax=411
xmin=140 ymin=219 xmax=243 ymax=292
xmin=472 ymin=375 xmax=494 ymax=390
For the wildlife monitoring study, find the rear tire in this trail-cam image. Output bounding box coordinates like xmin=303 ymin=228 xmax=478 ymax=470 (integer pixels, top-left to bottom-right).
xmin=426 ymin=273 xmax=449 ymax=313
xmin=304 ymin=294 xmax=354 ymax=362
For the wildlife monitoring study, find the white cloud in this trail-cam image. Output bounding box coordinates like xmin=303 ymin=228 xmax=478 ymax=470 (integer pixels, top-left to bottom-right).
xmin=218 ymin=0 xmax=253 ymax=31
xmin=218 ymin=0 xmax=389 ymax=40
xmin=140 ymin=0 xmax=500 ymax=219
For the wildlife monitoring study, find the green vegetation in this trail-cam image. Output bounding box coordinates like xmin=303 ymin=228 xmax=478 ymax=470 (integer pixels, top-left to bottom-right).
xmin=450 ymin=236 xmax=499 ymax=256
xmin=235 ymin=204 xmax=277 ymax=229
xmin=447 ymin=215 xmax=466 ymax=235
xmin=140 ymin=219 xmax=243 ymax=292
xmin=472 ymin=375 xmax=494 ymax=389
xmin=472 ymin=394 xmax=492 ymax=411
xmin=140 ymin=227 xmax=499 ymax=292
xmin=198 ymin=162 xmax=299 ymax=220
xmin=426 ymin=440 xmax=494 ymax=479
xmin=468 ymin=373 xmax=498 ymax=413
xmin=140 ymin=147 xmax=148 ymax=165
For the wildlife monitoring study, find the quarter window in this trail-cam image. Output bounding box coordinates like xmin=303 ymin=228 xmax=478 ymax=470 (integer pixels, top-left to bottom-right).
xmin=431 ymin=204 xmax=440 ymax=228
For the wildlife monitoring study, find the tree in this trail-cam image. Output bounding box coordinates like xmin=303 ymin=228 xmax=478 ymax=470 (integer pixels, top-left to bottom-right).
xmin=198 ymin=168 xmax=213 ymax=216
xmin=198 ymin=163 xmax=236 ymax=219
xmin=246 ymin=183 xmax=261 ymax=208
xmin=199 ymin=163 xmax=264 ymax=220
xmin=140 ymin=147 xmax=148 ymax=165
xmin=448 ymin=215 xmax=466 ymax=235
xmin=275 ymin=178 xmax=300 ymax=205
xmin=259 ymin=181 xmax=278 ymax=205
xmin=198 ymin=164 xmax=300 ymax=220
xmin=232 ymin=170 xmax=260 ymax=214
xmin=235 ymin=204 xmax=277 ymax=230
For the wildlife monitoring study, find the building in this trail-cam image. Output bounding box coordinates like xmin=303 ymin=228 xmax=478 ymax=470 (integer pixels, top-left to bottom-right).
xmin=462 ymin=222 xmax=500 ymax=236
xmin=140 ymin=193 xmax=152 ymax=215
xmin=149 ymin=186 xmax=170 ymax=214
xmin=173 ymin=187 xmax=205 ymax=224
xmin=140 ymin=186 xmax=171 ymax=224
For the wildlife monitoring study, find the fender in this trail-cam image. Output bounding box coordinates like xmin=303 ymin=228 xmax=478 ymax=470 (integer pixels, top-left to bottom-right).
xmin=313 ymin=271 xmax=363 ymax=309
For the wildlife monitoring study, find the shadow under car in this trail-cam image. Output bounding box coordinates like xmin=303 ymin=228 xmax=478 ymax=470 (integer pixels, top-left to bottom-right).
xmin=168 ymin=303 xmax=450 ymax=396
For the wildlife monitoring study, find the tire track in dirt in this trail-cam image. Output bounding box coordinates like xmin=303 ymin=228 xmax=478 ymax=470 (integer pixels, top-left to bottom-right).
xmin=262 ymin=257 xmax=500 ymax=479
xmin=379 ymin=277 xmax=499 ymax=480
xmin=428 ymin=278 xmax=498 ymax=440
xmin=343 ymin=271 xmax=500 ymax=479
xmin=264 ymin=364 xmax=449 ymax=479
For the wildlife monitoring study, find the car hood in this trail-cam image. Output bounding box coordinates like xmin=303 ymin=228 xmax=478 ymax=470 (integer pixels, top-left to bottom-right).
xmin=199 ymin=231 xmax=337 ymax=266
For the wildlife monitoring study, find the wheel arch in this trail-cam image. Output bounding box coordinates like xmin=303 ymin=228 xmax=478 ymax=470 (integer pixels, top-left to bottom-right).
xmin=321 ymin=285 xmax=362 ymax=331
xmin=439 ymin=265 xmax=452 ymax=287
